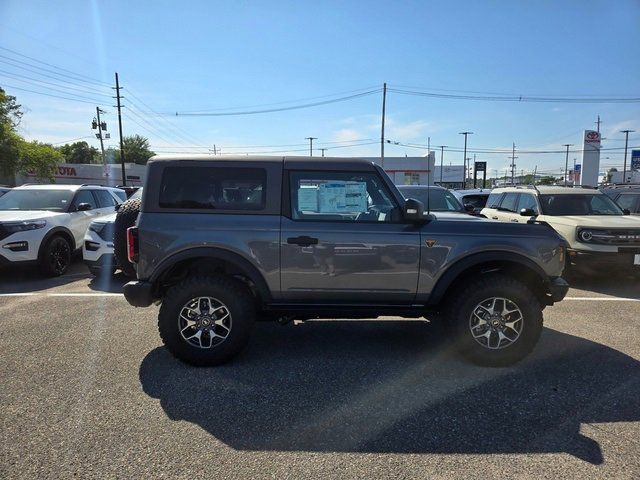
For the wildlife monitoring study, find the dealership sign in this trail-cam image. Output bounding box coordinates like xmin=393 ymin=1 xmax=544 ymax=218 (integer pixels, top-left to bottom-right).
xmin=584 ymin=130 xmax=601 ymax=144
xmin=632 ymin=150 xmax=640 ymax=171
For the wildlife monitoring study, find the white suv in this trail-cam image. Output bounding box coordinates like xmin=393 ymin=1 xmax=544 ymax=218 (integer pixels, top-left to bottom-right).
xmin=481 ymin=186 xmax=640 ymax=276
xmin=0 ymin=184 xmax=123 ymax=276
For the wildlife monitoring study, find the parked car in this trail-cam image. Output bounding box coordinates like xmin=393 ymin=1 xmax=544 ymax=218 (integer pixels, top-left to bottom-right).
xmin=123 ymin=155 xmax=568 ymax=368
xmin=83 ymin=188 xmax=142 ymax=277
xmin=116 ymin=185 xmax=141 ymax=199
xmin=481 ymin=185 xmax=640 ymax=277
xmin=451 ymin=188 xmax=492 ymax=215
xmin=0 ymin=187 xmax=11 ymax=197
xmin=397 ymin=185 xmax=471 ymax=216
xmin=601 ymin=185 xmax=640 ymax=215
xmin=0 ymin=184 xmax=123 ymax=276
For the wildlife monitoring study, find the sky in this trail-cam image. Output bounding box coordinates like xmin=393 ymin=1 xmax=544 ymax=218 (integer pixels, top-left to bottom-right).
xmin=1 ymin=0 xmax=639 ymax=177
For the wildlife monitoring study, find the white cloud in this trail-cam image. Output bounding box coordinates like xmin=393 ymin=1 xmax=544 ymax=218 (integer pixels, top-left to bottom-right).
xmin=333 ymin=128 xmax=364 ymax=143
xmin=387 ymin=119 xmax=431 ymax=141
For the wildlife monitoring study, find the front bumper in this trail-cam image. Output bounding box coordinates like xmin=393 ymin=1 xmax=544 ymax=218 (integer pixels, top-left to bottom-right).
xmin=568 ymin=248 xmax=640 ymax=273
xmin=548 ymin=276 xmax=569 ymax=304
xmin=123 ymin=280 xmax=155 ymax=307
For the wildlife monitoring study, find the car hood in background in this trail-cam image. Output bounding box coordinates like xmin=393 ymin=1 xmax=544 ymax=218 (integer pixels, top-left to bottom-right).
xmin=0 ymin=210 xmax=65 ymax=222
xmin=541 ymin=215 xmax=640 ymax=228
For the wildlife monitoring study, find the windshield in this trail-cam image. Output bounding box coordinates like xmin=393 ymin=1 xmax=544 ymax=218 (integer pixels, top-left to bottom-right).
xmin=539 ymin=193 xmax=624 ymax=216
xmin=0 ymin=189 xmax=74 ymax=212
xmin=131 ymin=189 xmax=143 ymax=200
xmin=398 ymin=188 xmax=463 ymax=212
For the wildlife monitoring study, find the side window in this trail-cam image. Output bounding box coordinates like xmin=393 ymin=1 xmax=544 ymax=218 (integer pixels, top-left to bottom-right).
xmin=499 ymin=193 xmax=519 ymax=212
xmin=159 ymin=167 xmax=266 ymax=211
xmin=617 ymin=193 xmax=639 ymax=212
xmin=289 ymin=171 xmax=397 ymax=222
xmin=71 ymin=190 xmax=95 ymax=210
xmin=486 ymin=192 xmax=503 ymax=208
xmin=94 ymin=190 xmax=116 ymax=208
xmin=516 ymin=193 xmax=539 ymax=214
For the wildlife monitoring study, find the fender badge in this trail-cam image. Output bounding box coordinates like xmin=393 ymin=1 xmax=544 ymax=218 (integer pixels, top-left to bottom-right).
xmin=425 ymin=239 xmax=437 ymax=248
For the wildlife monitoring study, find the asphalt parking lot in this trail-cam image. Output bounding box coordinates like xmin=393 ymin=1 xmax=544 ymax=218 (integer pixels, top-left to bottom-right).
xmin=1 ymin=262 xmax=639 ymax=479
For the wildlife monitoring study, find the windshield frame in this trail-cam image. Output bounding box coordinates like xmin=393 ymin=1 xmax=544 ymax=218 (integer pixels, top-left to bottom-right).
xmin=0 ymin=189 xmax=75 ymax=212
xmin=539 ymin=193 xmax=625 ymax=216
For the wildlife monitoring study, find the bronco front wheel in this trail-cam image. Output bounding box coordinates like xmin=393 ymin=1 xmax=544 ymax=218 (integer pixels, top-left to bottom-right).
xmin=447 ymin=274 xmax=543 ymax=367
xmin=158 ymin=275 xmax=255 ymax=366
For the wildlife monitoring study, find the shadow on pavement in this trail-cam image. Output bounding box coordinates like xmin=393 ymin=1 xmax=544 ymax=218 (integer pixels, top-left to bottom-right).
xmin=0 ymin=259 xmax=89 ymax=293
xmin=568 ymin=274 xmax=640 ymax=300
xmin=88 ymin=271 xmax=129 ymax=293
xmin=139 ymin=321 xmax=639 ymax=464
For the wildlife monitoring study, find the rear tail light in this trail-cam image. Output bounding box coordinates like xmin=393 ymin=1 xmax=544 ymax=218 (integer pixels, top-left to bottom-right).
xmin=127 ymin=227 xmax=139 ymax=263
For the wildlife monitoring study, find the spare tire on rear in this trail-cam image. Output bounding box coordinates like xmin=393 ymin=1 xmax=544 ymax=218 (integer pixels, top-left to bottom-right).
xmin=113 ymin=197 xmax=141 ymax=277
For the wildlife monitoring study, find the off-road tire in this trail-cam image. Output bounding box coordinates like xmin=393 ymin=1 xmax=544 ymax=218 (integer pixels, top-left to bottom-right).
xmin=38 ymin=235 xmax=72 ymax=277
xmin=158 ymin=275 xmax=256 ymax=366
xmin=447 ymin=274 xmax=543 ymax=367
xmin=113 ymin=198 xmax=141 ymax=277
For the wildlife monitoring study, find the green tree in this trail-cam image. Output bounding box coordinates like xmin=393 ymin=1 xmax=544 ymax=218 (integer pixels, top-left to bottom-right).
xmin=0 ymin=87 xmax=62 ymax=181
xmin=537 ymin=176 xmax=557 ymax=185
xmin=112 ymin=134 xmax=155 ymax=165
xmin=58 ymin=141 xmax=99 ymax=164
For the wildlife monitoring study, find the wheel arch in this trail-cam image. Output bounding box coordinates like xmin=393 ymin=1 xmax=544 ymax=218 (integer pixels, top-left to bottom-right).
xmin=427 ymin=251 xmax=551 ymax=308
xmin=149 ymin=247 xmax=272 ymax=302
xmin=37 ymin=226 xmax=76 ymax=258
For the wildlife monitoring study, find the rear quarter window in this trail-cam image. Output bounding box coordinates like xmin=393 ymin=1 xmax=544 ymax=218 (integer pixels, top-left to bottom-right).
xmin=159 ymin=167 xmax=266 ymax=211
xmin=486 ymin=192 xmax=503 ymax=208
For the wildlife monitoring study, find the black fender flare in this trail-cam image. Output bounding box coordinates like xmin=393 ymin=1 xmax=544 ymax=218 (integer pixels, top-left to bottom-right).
xmin=37 ymin=226 xmax=77 ymax=259
xmin=427 ymin=251 xmax=548 ymax=307
xmin=150 ymin=246 xmax=272 ymax=301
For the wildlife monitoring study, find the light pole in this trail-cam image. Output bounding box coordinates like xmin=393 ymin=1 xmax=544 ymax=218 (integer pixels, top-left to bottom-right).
xmin=621 ymin=129 xmax=635 ymax=183
xmin=437 ymin=146 xmax=447 ymax=184
xmin=563 ymin=144 xmax=573 ymax=187
xmin=459 ymin=132 xmax=473 ymax=189
xmin=305 ymin=137 xmax=317 ymax=157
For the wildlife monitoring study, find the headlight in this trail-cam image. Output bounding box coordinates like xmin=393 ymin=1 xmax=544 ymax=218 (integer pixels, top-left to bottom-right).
xmin=89 ymin=222 xmax=114 ymax=240
xmin=89 ymin=222 xmax=107 ymax=233
xmin=3 ymin=220 xmax=47 ymax=233
xmin=577 ymin=229 xmax=593 ymax=242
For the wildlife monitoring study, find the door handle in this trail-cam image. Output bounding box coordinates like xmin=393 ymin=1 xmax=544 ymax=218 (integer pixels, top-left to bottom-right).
xmin=491 ymin=216 xmax=499 ymax=220
xmin=510 ymin=218 xmax=519 ymax=222
xmin=287 ymin=236 xmax=319 ymax=246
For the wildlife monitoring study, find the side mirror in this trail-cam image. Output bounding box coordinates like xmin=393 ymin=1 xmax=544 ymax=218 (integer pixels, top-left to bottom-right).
xmin=463 ymin=203 xmax=475 ymax=212
xmin=115 ymin=203 xmax=121 ymax=212
xmin=520 ymin=208 xmax=537 ymax=217
xmin=623 ymin=208 xmax=631 ymax=215
xmin=404 ymin=198 xmax=425 ymax=222
xmin=77 ymin=202 xmax=93 ymax=212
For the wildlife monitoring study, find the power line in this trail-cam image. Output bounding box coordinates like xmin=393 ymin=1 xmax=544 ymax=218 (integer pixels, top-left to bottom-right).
xmin=0 ymin=69 xmax=113 ymax=98
xmin=0 ymin=74 xmax=110 ymax=102
xmin=0 ymin=83 xmax=110 ymax=106
xmin=387 ymin=87 xmax=640 ymax=103
xmin=0 ymin=46 xmax=110 ymax=86
xmin=174 ymin=89 xmax=381 ymax=116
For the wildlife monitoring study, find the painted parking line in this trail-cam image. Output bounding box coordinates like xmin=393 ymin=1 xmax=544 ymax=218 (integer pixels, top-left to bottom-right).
xmin=563 ymin=296 xmax=640 ymax=302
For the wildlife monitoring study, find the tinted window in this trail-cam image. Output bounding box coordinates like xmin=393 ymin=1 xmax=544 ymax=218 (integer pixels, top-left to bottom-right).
xmin=398 ymin=187 xmax=462 ymax=212
xmin=461 ymin=194 xmax=488 ymax=209
xmin=93 ymin=190 xmax=116 ymax=208
xmin=616 ymin=193 xmax=640 ymax=212
xmin=159 ymin=167 xmax=266 ymax=211
xmin=499 ymin=193 xmax=519 ymax=212
xmin=516 ymin=193 xmax=539 ymax=214
xmin=72 ymin=190 xmax=96 ymax=210
xmin=290 ymin=171 xmax=397 ymax=222
xmin=486 ymin=192 xmax=503 ymax=208
xmin=0 ymin=189 xmax=74 ymax=211
xmin=112 ymin=190 xmax=127 ymax=202
xmin=539 ymin=194 xmax=623 ymax=216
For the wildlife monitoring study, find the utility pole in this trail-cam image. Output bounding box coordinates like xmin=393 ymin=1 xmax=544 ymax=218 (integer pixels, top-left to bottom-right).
xmin=621 ymin=129 xmax=634 ymax=183
xmin=459 ymin=131 xmax=473 ymax=189
xmin=305 ymin=137 xmax=317 ymax=157
xmin=113 ymin=73 xmax=126 ymax=186
xmin=380 ymin=82 xmax=387 ymax=167
xmin=95 ymin=107 xmax=107 ymax=166
xmin=438 ymin=145 xmax=447 ymax=184
xmin=508 ymin=142 xmax=518 ymax=185
xmin=595 ymin=115 xmax=602 ymax=133
xmin=563 ymin=144 xmax=573 ymax=187
xmin=320 ymin=148 xmax=326 ymax=157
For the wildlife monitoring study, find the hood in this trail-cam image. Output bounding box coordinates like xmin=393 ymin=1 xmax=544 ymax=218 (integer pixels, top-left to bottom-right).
xmin=543 ymin=215 xmax=640 ymax=229
xmin=0 ymin=210 xmax=64 ymax=222
xmin=91 ymin=213 xmax=117 ymax=224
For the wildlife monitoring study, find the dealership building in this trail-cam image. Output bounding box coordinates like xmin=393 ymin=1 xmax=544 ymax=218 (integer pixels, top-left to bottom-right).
xmin=11 ymin=154 xmax=467 ymax=188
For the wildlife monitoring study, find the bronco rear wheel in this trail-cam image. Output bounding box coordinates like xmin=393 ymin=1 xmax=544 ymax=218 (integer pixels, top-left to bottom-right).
xmin=158 ymin=275 xmax=255 ymax=366
xmin=447 ymin=274 xmax=543 ymax=367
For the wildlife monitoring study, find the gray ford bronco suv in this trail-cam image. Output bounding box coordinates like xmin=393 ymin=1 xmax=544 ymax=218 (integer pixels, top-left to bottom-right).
xmin=124 ymin=156 xmax=569 ymax=367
